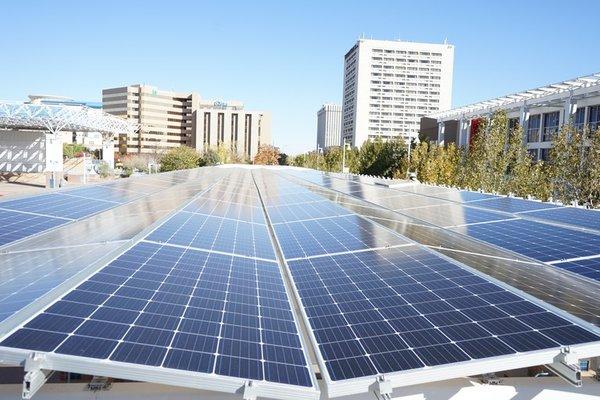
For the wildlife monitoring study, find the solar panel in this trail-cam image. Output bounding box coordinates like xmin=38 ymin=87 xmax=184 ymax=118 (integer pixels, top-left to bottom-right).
xmin=273 ymin=214 xmax=409 ymax=259
xmin=399 ymin=204 xmax=513 ymax=228
xmin=0 ymin=208 xmax=68 ymax=246
xmin=523 ymin=207 xmax=600 ymax=232
xmin=0 ymin=193 xmax=118 ymax=220
xmin=469 ymin=197 xmax=560 ymax=214
xmin=146 ymin=212 xmax=275 ymax=260
xmin=451 ymin=219 xmax=600 ymax=263
xmin=285 ymin=246 xmax=600 ymax=382
xmin=0 ymin=243 xmax=123 ymax=322
xmin=268 ymin=201 xmax=352 ymax=224
xmin=550 ymin=257 xmax=600 ymax=282
xmin=184 ymin=198 xmax=265 ymax=224
xmin=429 ymin=190 xmax=499 ymax=203
xmin=0 ymin=241 xmax=314 ymax=388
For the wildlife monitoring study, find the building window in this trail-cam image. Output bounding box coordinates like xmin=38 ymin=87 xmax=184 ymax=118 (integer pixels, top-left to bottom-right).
xmin=542 ymin=111 xmax=560 ymax=142
xmin=574 ymin=107 xmax=585 ymax=132
xmin=244 ymin=114 xmax=252 ymax=157
xmin=217 ymin=113 xmax=224 ymax=145
xmin=540 ymin=148 xmax=551 ymax=162
xmin=528 ymin=148 xmax=539 ymax=160
xmin=508 ymin=117 xmax=519 ymax=133
xmin=527 ymin=115 xmax=541 ymax=143
xmin=203 ymin=112 xmax=211 ymax=146
xmin=231 ymin=114 xmax=238 ymax=149
xmin=589 ymin=105 xmax=600 ymax=132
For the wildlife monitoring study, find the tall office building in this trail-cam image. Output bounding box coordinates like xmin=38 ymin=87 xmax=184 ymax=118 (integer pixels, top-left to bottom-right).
xmin=341 ymin=39 xmax=454 ymax=147
xmin=316 ymin=103 xmax=342 ymax=150
xmin=191 ymin=100 xmax=271 ymax=160
xmin=102 ymin=84 xmax=270 ymax=159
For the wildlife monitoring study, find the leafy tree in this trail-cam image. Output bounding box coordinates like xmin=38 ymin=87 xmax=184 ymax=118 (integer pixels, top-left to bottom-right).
xmin=159 ymin=146 xmax=200 ymax=172
xmin=290 ymin=153 xmax=306 ymax=167
xmin=323 ymin=147 xmax=342 ymax=172
xmin=253 ymin=144 xmax=280 ymax=165
xmin=584 ymin=127 xmax=600 ymax=207
xmin=63 ymin=143 xmax=88 ymax=159
xmin=549 ymin=124 xmax=584 ymax=205
xmin=278 ymin=153 xmax=289 ymax=165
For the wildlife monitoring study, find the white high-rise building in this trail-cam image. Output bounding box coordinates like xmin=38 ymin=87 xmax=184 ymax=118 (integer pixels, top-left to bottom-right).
xmin=341 ymin=39 xmax=454 ymax=147
xmin=316 ymin=103 xmax=342 ymax=150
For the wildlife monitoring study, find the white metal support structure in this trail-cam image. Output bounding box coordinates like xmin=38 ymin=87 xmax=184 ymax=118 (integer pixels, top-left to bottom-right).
xmin=0 ymin=101 xmax=138 ymax=186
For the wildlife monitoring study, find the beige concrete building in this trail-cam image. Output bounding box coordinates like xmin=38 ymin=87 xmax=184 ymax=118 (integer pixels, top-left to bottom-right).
xmin=102 ymin=85 xmax=270 ymax=159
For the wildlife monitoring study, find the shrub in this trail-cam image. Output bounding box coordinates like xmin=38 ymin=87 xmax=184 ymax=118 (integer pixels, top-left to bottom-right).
xmin=160 ymin=146 xmax=200 ymax=172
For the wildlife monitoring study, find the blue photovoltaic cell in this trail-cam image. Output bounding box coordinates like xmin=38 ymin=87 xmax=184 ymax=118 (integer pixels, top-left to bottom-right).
xmin=286 ymin=246 xmax=600 ymax=381
xmin=524 ymin=207 xmax=600 ymax=232
xmin=400 ymin=204 xmax=511 ymax=228
xmin=146 ymin=213 xmax=275 ymax=260
xmin=551 ymin=258 xmax=600 ymax=282
xmin=0 ymin=209 xmax=68 ymax=246
xmin=452 ymin=219 xmax=600 ymax=262
xmin=469 ymin=197 xmax=559 ymax=214
xmin=0 ymin=242 xmax=313 ymax=387
xmin=268 ymin=201 xmax=352 ymax=224
xmin=0 ymin=193 xmax=117 ymax=219
xmin=183 ymin=199 xmax=265 ymax=224
xmin=273 ymin=214 xmax=409 ymax=259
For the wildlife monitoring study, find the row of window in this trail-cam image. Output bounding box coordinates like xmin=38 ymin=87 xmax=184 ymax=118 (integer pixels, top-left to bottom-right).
xmin=525 ymin=105 xmax=600 ymax=143
xmin=372 ymin=49 xmax=443 ymax=57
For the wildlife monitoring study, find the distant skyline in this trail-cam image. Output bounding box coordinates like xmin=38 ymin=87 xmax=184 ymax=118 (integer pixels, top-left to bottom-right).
xmin=3 ymin=0 xmax=600 ymax=154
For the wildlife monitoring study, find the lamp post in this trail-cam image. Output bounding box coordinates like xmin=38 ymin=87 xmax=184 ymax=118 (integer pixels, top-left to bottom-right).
xmin=341 ymin=139 xmax=350 ymax=174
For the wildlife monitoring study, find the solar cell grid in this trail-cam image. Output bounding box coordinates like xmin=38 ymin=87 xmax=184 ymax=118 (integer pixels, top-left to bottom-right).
xmin=551 ymin=257 xmax=600 ymax=282
xmin=0 ymin=193 xmax=116 ymax=219
xmin=469 ymin=197 xmax=560 ymax=214
xmin=0 ymin=242 xmax=313 ymax=387
xmin=523 ymin=207 xmax=600 ymax=232
xmin=400 ymin=203 xmax=513 ymax=228
xmin=429 ymin=190 xmax=499 ymax=203
xmin=268 ymin=201 xmax=353 ymax=224
xmin=0 ymin=209 xmax=68 ymax=246
xmin=273 ymin=214 xmax=409 ymax=259
xmin=286 ymin=246 xmax=600 ymax=381
xmin=184 ymin=198 xmax=265 ymax=224
xmin=452 ymin=219 xmax=600 ymax=262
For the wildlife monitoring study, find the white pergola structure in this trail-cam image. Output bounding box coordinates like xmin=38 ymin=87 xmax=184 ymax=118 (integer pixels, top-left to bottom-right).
xmin=0 ymin=101 xmax=138 ymax=186
xmin=425 ymin=72 xmax=600 ymax=147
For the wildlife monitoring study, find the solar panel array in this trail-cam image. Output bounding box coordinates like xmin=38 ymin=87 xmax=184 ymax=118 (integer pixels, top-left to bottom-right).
xmin=254 ymin=171 xmax=600 ymax=386
xmin=0 ymin=183 xmax=142 ymax=247
xmin=1 ymin=167 xmax=600 ymax=400
xmin=0 ymin=172 xmax=315 ymax=393
xmin=282 ymin=169 xmax=600 ymax=283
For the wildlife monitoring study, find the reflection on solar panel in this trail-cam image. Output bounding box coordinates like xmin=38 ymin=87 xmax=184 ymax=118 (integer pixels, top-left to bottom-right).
xmin=286 ymin=246 xmax=600 ymax=381
xmin=550 ymin=257 xmax=600 ymax=281
xmin=429 ymin=190 xmax=499 ymax=203
xmin=273 ymin=214 xmax=409 ymax=259
xmin=268 ymin=201 xmax=352 ymax=224
xmin=452 ymin=219 xmax=600 ymax=263
xmin=1 ymin=241 xmax=313 ymax=387
xmin=2 ymin=167 xmax=600 ymax=400
xmin=469 ymin=197 xmax=559 ymax=213
xmin=1 ymin=193 xmax=118 ymax=219
xmin=400 ymin=204 xmax=513 ymax=228
xmin=0 ymin=209 xmax=68 ymax=246
xmin=524 ymin=207 xmax=600 ymax=232
xmin=146 ymin=213 xmax=275 ymax=260
xmin=0 ymin=243 xmax=122 ymax=322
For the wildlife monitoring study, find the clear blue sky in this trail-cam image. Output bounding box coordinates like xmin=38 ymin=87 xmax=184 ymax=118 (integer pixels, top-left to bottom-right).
xmin=3 ymin=1 xmax=599 ymax=154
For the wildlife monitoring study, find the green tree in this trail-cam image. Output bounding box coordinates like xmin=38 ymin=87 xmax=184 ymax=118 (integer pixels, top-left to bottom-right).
xmin=549 ymin=124 xmax=584 ymax=205
xmin=278 ymin=153 xmax=289 ymax=165
xmin=160 ymin=146 xmax=200 ymax=172
xmin=323 ymin=147 xmax=342 ymax=172
xmin=63 ymin=143 xmax=87 ymax=159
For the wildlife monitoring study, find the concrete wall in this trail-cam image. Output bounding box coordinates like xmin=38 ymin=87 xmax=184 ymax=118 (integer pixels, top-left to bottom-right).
xmin=0 ymin=130 xmax=62 ymax=173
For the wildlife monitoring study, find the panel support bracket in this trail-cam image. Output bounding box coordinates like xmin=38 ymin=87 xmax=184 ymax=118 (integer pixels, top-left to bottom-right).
xmin=22 ymin=352 xmax=53 ymax=400
xmin=545 ymin=347 xmax=582 ymax=387
xmin=372 ymin=375 xmax=393 ymax=399
xmin=241 ymin=380 xmax=258 ymax=400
